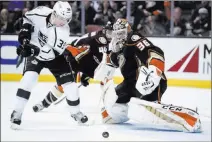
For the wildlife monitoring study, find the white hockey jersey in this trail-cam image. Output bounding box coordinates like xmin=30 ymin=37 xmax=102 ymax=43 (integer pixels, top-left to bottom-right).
xmin=23 ymin=6 xmax=70 ymax=61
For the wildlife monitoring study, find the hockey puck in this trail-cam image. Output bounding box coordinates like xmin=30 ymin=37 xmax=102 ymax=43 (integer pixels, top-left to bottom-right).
xmin=102 ymin=131 xmax=109 ymax=138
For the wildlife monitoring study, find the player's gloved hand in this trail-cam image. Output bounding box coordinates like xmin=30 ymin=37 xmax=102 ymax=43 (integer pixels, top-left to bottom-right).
xmin=81 ymin=74 xmax=90 ymax=87
xmin=16 ymin=44 xmax=40 ymax=57
xmin=63 ymin=49 xmax=76 ymax=62
xmin=136 ymin=65 xmax=161 ymax=95
xmin=16 ymin=46 xmax=23 ymax=56
xmin=16 ymin=38 xmax=30 ymax=56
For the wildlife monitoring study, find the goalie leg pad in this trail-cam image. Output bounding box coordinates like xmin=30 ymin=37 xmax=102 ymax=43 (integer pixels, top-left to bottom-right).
xmin=101 ymin=104 xmax=129 ymax=124
xmin=101 ymin=80 xmax=129 ymax=124
xmin=102 ymin=80 xmax=118 ymax=107
xmin=128 ymin=97 xmax=201 ymax=132
xmin=107 ymin=103 xmax=129 ymax=124
xmin=94 ymin=62 xmax=116 ymax=83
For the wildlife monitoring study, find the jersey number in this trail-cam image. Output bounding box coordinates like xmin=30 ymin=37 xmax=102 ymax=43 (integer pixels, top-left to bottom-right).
xmin=136 ymin=40 xmax=150 ymax=51
xmin=99 ymin=47 xmax=107 ymax=53
xmin=57 ymin=39 xmax=66 ymax=49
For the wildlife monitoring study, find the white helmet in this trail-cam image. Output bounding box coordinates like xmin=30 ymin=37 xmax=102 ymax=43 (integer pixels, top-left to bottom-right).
xmin=52 ymin=1 xmax=72 ymax=26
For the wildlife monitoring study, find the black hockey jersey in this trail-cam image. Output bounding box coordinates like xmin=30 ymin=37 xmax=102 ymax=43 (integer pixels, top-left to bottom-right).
xmin=110 ymin=31 xmax=166 ymax=83
xmin=67 ymin=30 xmax=110 ymax=63
xmin=65 ymin=30 xmax=110 ymax=77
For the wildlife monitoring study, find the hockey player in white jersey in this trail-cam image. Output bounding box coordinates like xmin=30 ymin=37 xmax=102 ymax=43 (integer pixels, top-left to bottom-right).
xmin=11 ymin=1 xmax=88 ymax=129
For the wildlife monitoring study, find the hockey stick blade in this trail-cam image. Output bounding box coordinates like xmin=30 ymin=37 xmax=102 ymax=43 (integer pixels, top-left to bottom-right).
xmin=16 ymin=39 xmax=28 ymax=68
xmin=16 ymin=55 xmax=24 ymax=68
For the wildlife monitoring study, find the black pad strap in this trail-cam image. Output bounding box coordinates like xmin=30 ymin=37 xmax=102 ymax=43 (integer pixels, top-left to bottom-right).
xmin=16 ymin=88 xmax=31 ymax=100
xmin=66 ymin=99 xmax=80 ymax=106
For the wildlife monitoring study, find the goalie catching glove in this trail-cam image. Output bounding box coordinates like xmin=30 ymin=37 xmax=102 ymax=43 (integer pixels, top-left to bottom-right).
xmin=136 ymin=65 xmax=161 ymax=95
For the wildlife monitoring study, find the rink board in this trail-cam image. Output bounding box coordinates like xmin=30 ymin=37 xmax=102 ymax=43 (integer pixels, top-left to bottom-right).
xmin=1 ymin=35 xmax=211 ymax=88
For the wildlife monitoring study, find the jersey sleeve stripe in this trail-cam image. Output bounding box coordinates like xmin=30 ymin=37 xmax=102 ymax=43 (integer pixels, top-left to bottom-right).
xmin=53 ymin=28 xmax=57 ymax=47
xmin=25 ymin=14 xmax=48 ymax=17
xmin=23 ymin=15 xmax=33 ymax=23
xmin=149 ymin=58 xmax=165 ymax=72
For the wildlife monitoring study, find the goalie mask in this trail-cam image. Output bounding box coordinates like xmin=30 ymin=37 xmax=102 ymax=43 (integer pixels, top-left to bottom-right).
xmin=103 ymin=21 xmax=113 ymax=41
xmin=112 ymin=18 xmax=131 ymax=41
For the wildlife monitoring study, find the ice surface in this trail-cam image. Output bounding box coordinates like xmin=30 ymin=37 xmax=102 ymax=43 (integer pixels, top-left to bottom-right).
xmin=1 ymin=82 xmax=211 ymax=141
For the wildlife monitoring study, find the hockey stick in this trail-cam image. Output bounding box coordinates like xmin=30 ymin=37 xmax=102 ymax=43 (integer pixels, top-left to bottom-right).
xmin=16 ymin=54 xmax=24 ymax=68
xmin=16 ymin=39 xmax=28 ymax=68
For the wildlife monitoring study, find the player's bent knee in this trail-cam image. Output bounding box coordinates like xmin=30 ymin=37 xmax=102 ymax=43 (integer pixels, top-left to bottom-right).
xmin=50 ymin=85 xmax=64 ymax=98
xmin=19 ymin=71 xmax=39 ymax=92
xmin=62 ymin=82 xmax=79 ymax=101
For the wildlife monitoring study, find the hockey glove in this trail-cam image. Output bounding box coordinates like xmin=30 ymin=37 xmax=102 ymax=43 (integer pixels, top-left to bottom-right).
xmin=81 ymin=74 xmax=90 ymax=87
xmin=17 ymin=44 xmax=40 ymax=57
xmin=63 ymin=49 xmax=76 ymax=62
xmin=18 ymin=23 xmax=33 ymax=45
xmin=16 ymin=38 xmax=29 ymax=56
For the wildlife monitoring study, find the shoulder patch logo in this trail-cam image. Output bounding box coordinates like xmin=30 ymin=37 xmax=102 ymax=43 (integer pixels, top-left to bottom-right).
xmin=99 ymin=37 xmax=107 ymax=44
xmin=131 ymin=35 xmax=141 ymax=41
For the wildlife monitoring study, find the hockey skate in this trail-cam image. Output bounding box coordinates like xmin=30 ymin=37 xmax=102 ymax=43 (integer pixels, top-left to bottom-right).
xmin=10 ymin=111 xmax=22 ymax=130
xmin=71 ymin=112 xmax=88 ymax=124
xmin=32 ymin=102 xmax=45 ymax=112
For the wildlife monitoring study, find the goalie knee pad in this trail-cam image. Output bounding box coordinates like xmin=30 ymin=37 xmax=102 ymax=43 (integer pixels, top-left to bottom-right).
xmin=94 ymin=61 xmax=116 ymax=84
xmin=101 ymin=80 xmax=129 ymax=124
xmin=107 ymin=103 xmax=129 ymax=124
